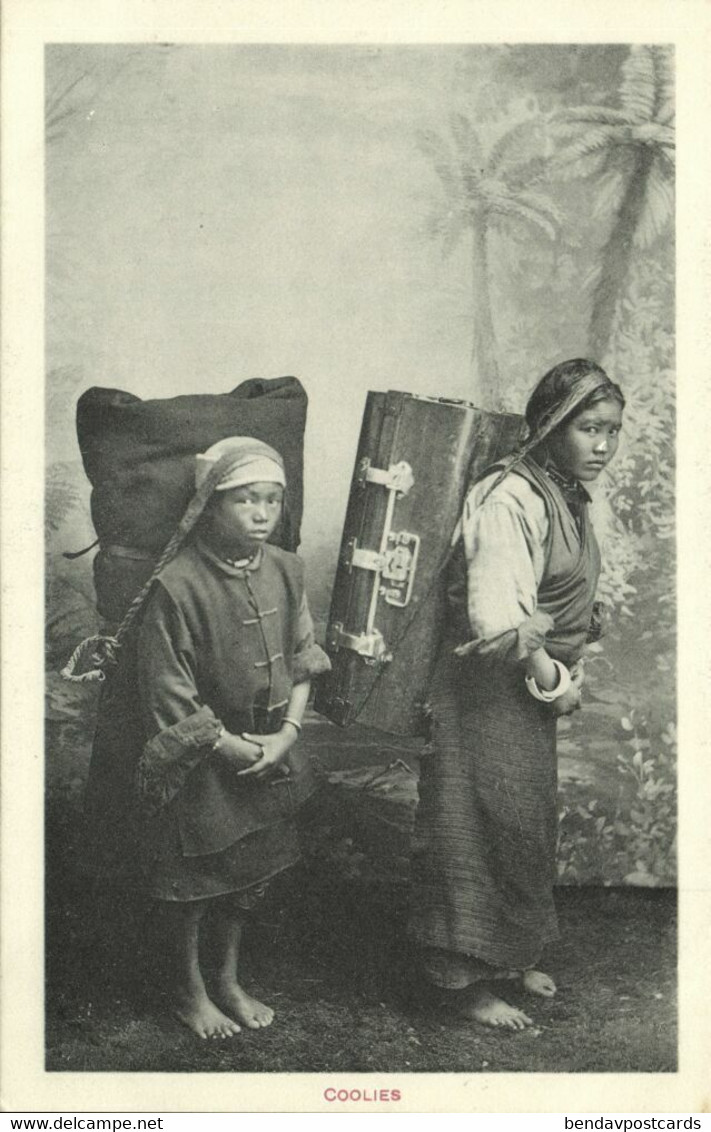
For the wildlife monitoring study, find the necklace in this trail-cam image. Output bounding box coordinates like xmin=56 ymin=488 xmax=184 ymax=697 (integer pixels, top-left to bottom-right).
xmin=543 ymin=461 xmax=590 ymax=501
xmin=204 ymin=539 xmax=259 ymax=569
xmin=222 ymin=551 xmax=258 ymax=569
xmin=542 ymin=462 xmax=590 ymax=534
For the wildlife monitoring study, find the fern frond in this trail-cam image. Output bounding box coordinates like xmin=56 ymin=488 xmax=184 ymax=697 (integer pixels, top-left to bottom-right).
xmin=416 ymin=129 xmax=462 ymax=200
xmin=554 ymin=107 xmax=636 ymax=129
xmin=46 ymin=463 xmax=82 ymax=536
xmin=629 ymin=122 xmax=675 ymax=149
xmin=441 ymin=212 xmax=468 ymax=259
xmin=619 ymin=45 xmax=658 ymax=122
xmin=655 ymin=97 xmax=675 ymax=126
xmin=651 ymin=46 xmax=675 ymax=121
xmin=513 ymin=189 xmax=564 ymax=229
xmin=657 ymin=144 xmax=676 ymax=172
xmin=488 ymin=196 xmax=558 ymax=240
xmin=553 ymin=126 xmax=625 ymax=166
xmin=592 ymin=168 xmax=628 ymax=221
xmin=550 ymin=147 xmax=610 ymax=183
xmin=423 ymin=209 xmax=468 ymax=257
xmin=449 ymin=113 xmax=485 ymax=170
xmin=633 ymin=163 xmax=675 ymax=249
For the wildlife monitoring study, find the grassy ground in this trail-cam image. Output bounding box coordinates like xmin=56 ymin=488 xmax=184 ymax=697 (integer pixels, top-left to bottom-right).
xmin=46 ymin=843 xmax=676 ymax=1075
xmin=45 ymin=703 xmax=676 ymax=1074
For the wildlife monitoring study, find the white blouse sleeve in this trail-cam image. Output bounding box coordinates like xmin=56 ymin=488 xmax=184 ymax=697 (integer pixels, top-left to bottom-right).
xmin=455 ymin=473 xmax=554 ymax=663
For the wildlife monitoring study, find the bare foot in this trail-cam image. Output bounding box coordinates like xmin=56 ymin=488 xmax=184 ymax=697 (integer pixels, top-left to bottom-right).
xmin=216 ymin=981 xmax=275 ymax=1029
xmin=521 ymin=969 xmax=557 ymax=997
xmin=173 ymin=988 xmax=241 ymax=1040
xmin=458 ymin=988 xmax=533 ymax=1031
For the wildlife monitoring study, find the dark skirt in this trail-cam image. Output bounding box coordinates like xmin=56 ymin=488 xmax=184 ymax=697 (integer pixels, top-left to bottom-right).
xmin=82 ymin=659 xmax=308 ymax=903
xmin=408 ymin=642 xmax=560 ymax=979
xmin=140 ymin=806 xmax=301 ymax=902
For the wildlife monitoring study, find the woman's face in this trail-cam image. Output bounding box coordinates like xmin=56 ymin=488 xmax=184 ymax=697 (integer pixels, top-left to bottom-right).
xmin=207 ymin=481 xmax=284 ymax=555
xmin=547 ymin=398 xmax=623 ymax=482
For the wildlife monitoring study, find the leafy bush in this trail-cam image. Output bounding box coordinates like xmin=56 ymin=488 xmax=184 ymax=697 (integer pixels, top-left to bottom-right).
xmin=558 ymin=712 xmax=676 ymax=886
xmin=597 ymin=255 xmax=675 ymax=619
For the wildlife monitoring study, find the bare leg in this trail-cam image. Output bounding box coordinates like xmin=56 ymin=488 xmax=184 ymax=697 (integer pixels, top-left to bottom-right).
xmin=213 ymin=899 xmax=274 ymax=1029
xmin=456 ymin=984 xmax=534 ymax=1031
xmin=167 ymin=900 xmax=241 ymax=1040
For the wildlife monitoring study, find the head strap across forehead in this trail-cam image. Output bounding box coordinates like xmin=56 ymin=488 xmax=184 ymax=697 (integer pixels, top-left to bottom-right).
xmin=477 ymin=370 xmax=612 ymax=506
xmin=195 ymin=436 xmax=286 ymax=491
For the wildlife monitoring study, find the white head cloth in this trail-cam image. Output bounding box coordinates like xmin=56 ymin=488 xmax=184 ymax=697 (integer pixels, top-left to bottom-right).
xmin=195 ymin=436 xmax=286 ymax=492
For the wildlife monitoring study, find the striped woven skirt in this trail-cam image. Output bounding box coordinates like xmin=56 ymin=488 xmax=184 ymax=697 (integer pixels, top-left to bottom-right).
xmin=408 ymin=641 xmax=560 ymax=985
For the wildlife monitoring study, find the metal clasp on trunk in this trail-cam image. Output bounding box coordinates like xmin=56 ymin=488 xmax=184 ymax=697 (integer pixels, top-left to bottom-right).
xmin=380 ymin=530 xmax=420 ymax=608
xmin=341 ymin=540 xmax=384 ymax=572
xmin=356 ymin=458 xmax=414 ymax=497
xmin=340 ymin=532 xmax=420 ymax=608
xmin=329 ymin=459 xmax=418 ymax=665
xmin=327 ymin=622 xmax=392 ymax=665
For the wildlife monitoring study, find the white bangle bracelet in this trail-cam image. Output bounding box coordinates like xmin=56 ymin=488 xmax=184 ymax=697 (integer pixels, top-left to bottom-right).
xmin=282 ymin=715 xmax=302 ymax=734
xmin=525 ymin=660 xmax=571 ymax=703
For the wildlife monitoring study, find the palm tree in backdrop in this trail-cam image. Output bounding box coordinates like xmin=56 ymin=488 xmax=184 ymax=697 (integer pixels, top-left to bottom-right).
xmin=418 ymin=114 xmax=561 ymax=408
xmin=551 ymin=45 xmax=675 ymax=359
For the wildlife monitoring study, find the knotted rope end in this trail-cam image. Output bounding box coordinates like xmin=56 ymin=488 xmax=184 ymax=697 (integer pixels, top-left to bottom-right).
xmin=60 ymin=634 xmax=119 ymax=684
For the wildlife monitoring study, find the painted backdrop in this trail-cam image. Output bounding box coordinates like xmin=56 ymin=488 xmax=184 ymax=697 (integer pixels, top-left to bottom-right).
xmin=46 ymin=44 xmax=675 ymax=885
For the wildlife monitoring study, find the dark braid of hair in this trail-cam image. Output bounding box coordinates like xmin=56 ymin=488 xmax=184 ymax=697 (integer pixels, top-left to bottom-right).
xmin=112 ymin=453 xmax=238 ymax=648
xmin=61 ymin=451 xmax=241 ymax=681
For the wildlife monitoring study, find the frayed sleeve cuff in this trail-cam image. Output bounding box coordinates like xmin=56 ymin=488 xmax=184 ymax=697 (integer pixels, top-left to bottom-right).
xmin=454 ymin=610 xmax=555 ymax=664
xmin=292 ymin=641 xmax=332 ymax=685
xmin=136 ymin=705 xmax=222 ymax=816
xmin=514 ymin=609 xmax=556 ymax=659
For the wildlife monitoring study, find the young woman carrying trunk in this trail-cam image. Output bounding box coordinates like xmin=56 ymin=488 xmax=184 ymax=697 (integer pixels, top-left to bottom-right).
xmin=409 ymin=359 xmax=625 ymax=1030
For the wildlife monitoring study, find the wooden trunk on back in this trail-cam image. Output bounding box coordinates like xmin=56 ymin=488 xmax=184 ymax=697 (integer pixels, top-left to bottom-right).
xmin=315 ymin=390 xmax=524 ymax=736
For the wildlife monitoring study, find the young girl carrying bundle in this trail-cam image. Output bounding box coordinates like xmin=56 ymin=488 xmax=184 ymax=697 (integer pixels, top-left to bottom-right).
xmin=83 ymin=436 xmax=330 ymax=1039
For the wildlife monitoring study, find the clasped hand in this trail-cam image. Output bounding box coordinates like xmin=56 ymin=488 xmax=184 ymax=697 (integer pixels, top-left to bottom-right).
xmin=550 ymin=661 xmax=585 ymax=717
xmin=215 ymin=728 xmax=296 ymax=781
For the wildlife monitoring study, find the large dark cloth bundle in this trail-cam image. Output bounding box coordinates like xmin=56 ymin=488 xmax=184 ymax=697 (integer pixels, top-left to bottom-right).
xmin=75 ymin=376 xmax=307 ymax=622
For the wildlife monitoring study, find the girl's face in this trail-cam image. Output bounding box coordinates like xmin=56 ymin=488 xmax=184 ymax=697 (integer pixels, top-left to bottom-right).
xmin=547 ymin=398 xmax=623 ymax=482
xmin=208 ymin=481 xmax=284 ymax=555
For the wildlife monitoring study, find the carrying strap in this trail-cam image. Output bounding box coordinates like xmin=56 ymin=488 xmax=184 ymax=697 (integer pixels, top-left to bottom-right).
xmin=62 ymin=537 xmax=100 ymax=561
xmin=103 ymin=545 xmax=156 ymax=561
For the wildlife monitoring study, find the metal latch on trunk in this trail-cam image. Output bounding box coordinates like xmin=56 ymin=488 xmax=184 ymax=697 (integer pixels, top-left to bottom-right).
xmin=331 ymin=459 xmax=419 ymax=664
xmin=356 ymin=457 xmax=415 ymax=496
xmin=326 ymin=622 xmax=391 ymax=664
xmin=341 ymin=532 xmax=420 ymax=609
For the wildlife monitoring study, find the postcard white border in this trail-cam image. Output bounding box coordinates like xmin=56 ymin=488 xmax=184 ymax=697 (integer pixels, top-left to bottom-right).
xmin=2 ymin=0 xmax=710 ymax=1114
